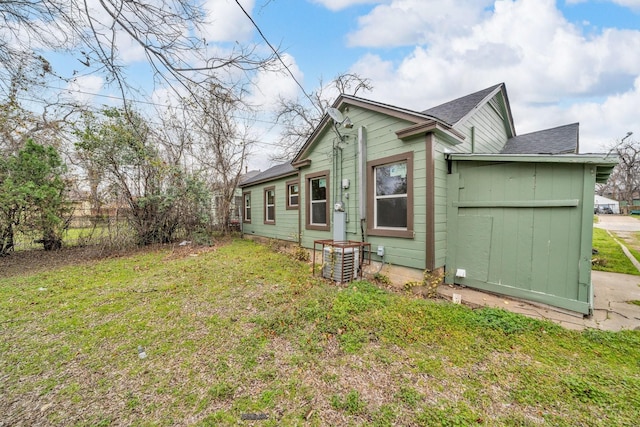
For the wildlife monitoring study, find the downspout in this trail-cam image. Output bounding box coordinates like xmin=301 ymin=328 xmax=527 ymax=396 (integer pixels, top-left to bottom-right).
xmin=358 ymin=126 xmax=367 ymax=241
xmin=297 ymin=177 xmax=302 ymax=245
xmin=357 ymin=126 xmax=369 ymax=272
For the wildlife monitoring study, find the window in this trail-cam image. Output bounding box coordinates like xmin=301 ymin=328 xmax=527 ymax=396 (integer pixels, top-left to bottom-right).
xmin=367 ymin=152 xmax=413 ymax=238
xmin=286 ymin=180 xmax=299 ymax=210
xmin=264 ymin=187 xmax=275 ymax=224
xmin=305 ymin=170 xmax=330 ymax=231
xmin=243 ymin=192 xmax=251 ymax=223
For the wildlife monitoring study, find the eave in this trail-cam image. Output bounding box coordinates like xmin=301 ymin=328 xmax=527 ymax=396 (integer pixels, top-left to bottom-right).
xmin=446 ymin=153 xmax=618 ymax=184
xmin=396 ymin=121 xmax=465 ymax=144
xmin=239 ymin=170 xmax=298 ymax=188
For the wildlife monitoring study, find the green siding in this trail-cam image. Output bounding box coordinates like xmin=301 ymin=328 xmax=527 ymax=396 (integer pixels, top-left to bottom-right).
xmin=242 ymin=176 xmax=299 ymax=242
xmin=241 ymin=92 xmax=514 ymax=273
xmin=447 ymin=160 xmax=595 ymax=314
xmin=454 ymin=94 xmax=509 ymax=154
xmin=299 ymin=106 xmax=429 ymax=270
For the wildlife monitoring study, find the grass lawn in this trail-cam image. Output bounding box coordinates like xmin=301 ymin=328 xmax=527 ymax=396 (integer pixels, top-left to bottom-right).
xmin=591 ymin=227 xmax=640 ymax=275
xmin=1 ymin=239 xmax=639 ymax=426
xmin=14 ymin=223 xmax=132 ymax=251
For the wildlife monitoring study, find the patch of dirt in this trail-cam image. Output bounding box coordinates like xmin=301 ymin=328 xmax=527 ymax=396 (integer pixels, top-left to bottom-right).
xmin=615 ymin=230 xmax=640 ymax=252
xmin=0 ymin=242 xmax=218 ymax=279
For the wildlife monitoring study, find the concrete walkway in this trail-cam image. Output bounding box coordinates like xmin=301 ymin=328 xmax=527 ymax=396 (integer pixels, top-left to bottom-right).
xmin=437 ymin=215 xmax=640 ymax=331
xmin=438 ymin=271 xmax=640 ymax=331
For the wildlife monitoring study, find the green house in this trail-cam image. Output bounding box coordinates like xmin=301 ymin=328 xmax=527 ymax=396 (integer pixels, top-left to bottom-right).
xmin=240 ymin=83 xmax=616 ymax=315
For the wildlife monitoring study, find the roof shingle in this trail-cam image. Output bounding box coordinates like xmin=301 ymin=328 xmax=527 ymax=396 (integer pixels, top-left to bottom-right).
xmin=422 ymin=83 xmax=503 ymax=125
xmin=239 ymin=162 xmax=297 ymax=186
xmin=500 ymin=123 xmax=579 ymax=154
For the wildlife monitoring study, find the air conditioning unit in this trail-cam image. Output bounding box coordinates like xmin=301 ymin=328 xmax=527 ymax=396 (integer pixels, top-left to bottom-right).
xmin=322 ymin=246 xmax=360 ymax=283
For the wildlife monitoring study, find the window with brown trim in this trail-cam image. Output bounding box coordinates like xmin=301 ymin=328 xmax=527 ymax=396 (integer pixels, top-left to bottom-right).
xmin=286 ymin=179 xmax=299 ymax=210
xmin=305 ymin=170 xmax=330 ymax=231
xmin=264 ymin=186 xmax=275 ymax=224
xmin=367 ymin=152 xmax=414 ymax=238
xmin=243 ymin=191 xmax=251 ymax=223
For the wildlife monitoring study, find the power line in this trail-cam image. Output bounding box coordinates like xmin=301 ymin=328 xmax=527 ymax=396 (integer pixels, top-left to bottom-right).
xmin=234 ymin=0 xmax=321 ymax=114
xmin=13 ymin=83 xmax=283 ymax=127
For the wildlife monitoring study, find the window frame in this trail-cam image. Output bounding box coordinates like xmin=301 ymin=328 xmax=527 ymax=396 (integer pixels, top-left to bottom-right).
xmin=305 ymin=170 xmax=330 ymax=231
xmin=286 ymin=179 xmax=300 ymax=210
xmin=264 ymin=186 xmax=276 ymax=225
xmin=366 ymin=152 xmax=414 ymax=238
xmin=242 ymin=191 xmax=251 ymax=223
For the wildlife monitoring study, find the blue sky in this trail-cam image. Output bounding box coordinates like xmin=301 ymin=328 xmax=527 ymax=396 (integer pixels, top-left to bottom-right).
xmin=34 ymin=0 xmax=640 ymax=171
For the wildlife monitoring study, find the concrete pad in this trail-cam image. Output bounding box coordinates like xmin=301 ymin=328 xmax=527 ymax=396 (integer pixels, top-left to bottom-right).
xmin=437 ymin=270 xmax=640 ymax=331
xmin=590 ymin=270 xmax=640 ymax=331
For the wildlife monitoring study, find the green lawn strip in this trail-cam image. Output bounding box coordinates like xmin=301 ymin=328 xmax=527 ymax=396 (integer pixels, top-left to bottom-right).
xmin=626 ymin=235 xmax=640 ymax=267
xmin=591 ymin=227 xmax=640 ymax=275
xmin=1 ymin=238 xmax=639 ymax=426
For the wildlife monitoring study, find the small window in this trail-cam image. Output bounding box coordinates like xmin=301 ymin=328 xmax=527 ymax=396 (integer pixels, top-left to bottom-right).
xmin=243 ymin=192 xmax=251 ymax=223
xmin=367 ymin=152 xmax=414 ymax=238
xmin=305 ymin=171 xmax=330 ymax=231
xmin=286 ymin=180 xmax=299 ymax=210
xmin=310 ymin=178 xmax=327 ymax=225
xmin=264 ymin=187 xmax=275 ymax=224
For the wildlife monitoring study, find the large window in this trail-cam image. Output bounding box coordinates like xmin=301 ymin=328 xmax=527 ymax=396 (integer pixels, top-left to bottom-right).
xmin=264 ymin=187 xmax=275 ymax=224
xmin=243 ymin=192 xmax=251 ymax=223
xmin=367 ymin=152 xmax=414 ymax=238
xmin=286 ymin=179 xmax=299 ymax=210
xmin=305 ymin=171 xmax=330 ymax=231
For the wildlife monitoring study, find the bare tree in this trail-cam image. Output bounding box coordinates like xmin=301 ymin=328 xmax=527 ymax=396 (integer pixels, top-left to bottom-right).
xmin=271 ymin=73 xmax=372 ymax=162
xmin=185 ymin=83 xmax=250 ymax=232
xmin=0 ymin=63 xmax=78 ymax=154
xmin=598 ymin=133 xmax=639 ymax=212
xmin=0 ymin=0 xmax=278 ymax=105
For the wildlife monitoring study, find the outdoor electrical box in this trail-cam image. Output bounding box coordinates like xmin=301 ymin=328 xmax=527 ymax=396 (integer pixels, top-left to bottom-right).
xmin=377 ymin=246 xmax=385 ymax=256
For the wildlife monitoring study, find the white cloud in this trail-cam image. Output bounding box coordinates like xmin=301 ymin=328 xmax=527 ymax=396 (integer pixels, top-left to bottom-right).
xmin=311 ymin=0 xmax=385 ymax=12
xmin=612 ymin=0 xmax=640 ymax=10
xmin=65 ymin=75 xmax=104 ymax=104
xmin=348 ymin=0 xmax=640 ymax=153
xmin=346 ymin=0 xmax=494 ymax=47
xmin=203 ymin=0 xmax=255 ymax=43
xmin=247 ymin=53 xmax=303 ymax=110
xmin=566 ymin=77 xmax=640 ymax=152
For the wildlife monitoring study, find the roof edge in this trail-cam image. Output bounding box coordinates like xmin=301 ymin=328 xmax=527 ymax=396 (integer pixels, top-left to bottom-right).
xmin=446 ymin=153 xmax=618 ymax=165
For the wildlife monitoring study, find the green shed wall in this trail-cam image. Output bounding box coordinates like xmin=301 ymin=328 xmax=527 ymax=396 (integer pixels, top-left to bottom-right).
xmin=431 ymin=92 xmax=512 ymax=268
xmin=446 ymin=160 xmax=596 ymax=314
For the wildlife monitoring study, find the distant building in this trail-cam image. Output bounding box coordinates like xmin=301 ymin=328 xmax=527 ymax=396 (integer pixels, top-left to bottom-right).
xmin=594 ymin=195 xmax=620 ymax=214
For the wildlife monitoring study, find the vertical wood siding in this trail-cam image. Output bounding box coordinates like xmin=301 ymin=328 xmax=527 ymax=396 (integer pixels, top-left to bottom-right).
xmin=447 ymin=160 xmax=594 ymax=314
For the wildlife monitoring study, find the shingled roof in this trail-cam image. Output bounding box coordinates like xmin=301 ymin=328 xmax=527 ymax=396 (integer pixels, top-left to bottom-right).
xmin=500 ymin=123 xmax=579 ymax=154
xmin=239 ymin=162 xmax=297 ymax=187
xmin=422 ymin=83 xmax=503 ymax=125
